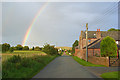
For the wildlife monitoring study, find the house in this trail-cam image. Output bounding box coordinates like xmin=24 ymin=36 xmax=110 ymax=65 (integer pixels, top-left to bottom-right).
xmin=74 ymin=29 xmax=120 ymax=60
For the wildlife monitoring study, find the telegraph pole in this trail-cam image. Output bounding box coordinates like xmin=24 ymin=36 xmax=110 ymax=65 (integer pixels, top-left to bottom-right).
xmin=86 ymin=23 xmax=88 ymax=62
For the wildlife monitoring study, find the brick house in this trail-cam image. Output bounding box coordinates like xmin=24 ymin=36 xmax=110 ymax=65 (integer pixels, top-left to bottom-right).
xmin=74 ymin=29 xmax=120 ymax=60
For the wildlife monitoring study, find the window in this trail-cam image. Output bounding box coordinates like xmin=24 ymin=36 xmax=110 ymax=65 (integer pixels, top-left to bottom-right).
xmin=88 ymin=40 xmax=91 ymax=43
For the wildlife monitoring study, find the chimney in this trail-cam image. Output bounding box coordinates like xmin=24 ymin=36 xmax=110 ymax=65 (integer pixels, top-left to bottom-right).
xmin=96 ymin=29 xmax=101 ymax=39
xmin=99 ymin=29 xmax=100 ymax=31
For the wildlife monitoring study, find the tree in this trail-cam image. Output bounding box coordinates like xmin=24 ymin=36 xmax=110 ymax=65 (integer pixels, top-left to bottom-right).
xmin=9 ymin=47 xmax=14 ymax=52
xmin=32 ymin=46 xmax=34 ymax=50
xmin=2 ymin=43 xmax=10 ymax=53
xmin=108 ymin=28 xmax=120 ymax=31
xmin=15 ymin=44 xmax=23 ymax=50
xmin=100 ymin=36 xmax=117 ymax=57
xmin=34 ymin=46 xmax=40 ymax=51
xmin=72 ymin=40 xmax=78 ymax=54
xmin=42 ymin=44 xmax=58 ymax=55
xmin=23 ymin=46 xmax=29 ymax=50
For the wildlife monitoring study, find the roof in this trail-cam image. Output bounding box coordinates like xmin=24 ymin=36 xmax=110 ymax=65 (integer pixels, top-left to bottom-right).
xmin=81 ymin=31 xmax=120 ymax=40
xmin=83 ymin=39 xmax=101 ymax=49
xmin=83 ymin=38 xmax=120 ymax=49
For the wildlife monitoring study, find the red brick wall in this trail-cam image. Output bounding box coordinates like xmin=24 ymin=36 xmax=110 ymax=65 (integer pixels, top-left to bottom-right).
xmin=88 ymin=56 xmax=109 ymax=67
xmin=74 ymin=49 xmax=79 ymax=56
xmin=76 ymin=48 xmax=109 ymax=67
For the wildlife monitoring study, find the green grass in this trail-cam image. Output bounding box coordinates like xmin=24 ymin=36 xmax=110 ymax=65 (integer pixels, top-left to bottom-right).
xmin=72 ymin=56 xmax=106 ymax=67
xmin=2 ymin=51 xmax=47 ymax=62
xmin=100 ymin=71 xmax=120 ymax=80
xmin=2 ymin=55 xmax=58 ymax=79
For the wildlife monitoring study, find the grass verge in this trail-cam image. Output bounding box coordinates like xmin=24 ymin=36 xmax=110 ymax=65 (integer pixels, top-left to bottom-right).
xmin=72 ymin=56 xmax=106 ymax=67
xmin=100 ymin=71 xmax=120 ymax=80
xmin=2 ymin=55 xmax=58 ymax=79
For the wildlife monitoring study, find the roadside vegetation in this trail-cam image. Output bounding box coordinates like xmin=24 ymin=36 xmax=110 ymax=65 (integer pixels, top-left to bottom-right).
xmin=72 ymin=56 xmax=106 ymax=67
xmin=100 ymin=71 xmax=120 ymax=80
xmin=72 ymin=40 xmax=78 ymax=55
xmin=2 ymin=55 xmax=57 ymax=78
xmin=1 ymin=43 xmax=59 ymax=79
xmin=100 ymin=36 xmax=117 ymax=57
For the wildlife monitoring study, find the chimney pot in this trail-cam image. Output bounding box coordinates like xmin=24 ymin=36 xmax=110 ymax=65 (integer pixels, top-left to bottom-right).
xmin=99 ymin=29 xmax=100 ymax=31
xmin=97 ymin=29 xmax=98 ymax=31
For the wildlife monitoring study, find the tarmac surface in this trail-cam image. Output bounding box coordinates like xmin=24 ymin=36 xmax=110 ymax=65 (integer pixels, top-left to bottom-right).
xmin=33 ymin=55 xmax=99 ymax=78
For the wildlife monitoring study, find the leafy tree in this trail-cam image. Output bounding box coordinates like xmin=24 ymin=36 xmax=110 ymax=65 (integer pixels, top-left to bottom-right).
xmin=42 ymin=44 xmax=58 ymax=55
xmin=23 ymin=46 xmax=29 ymax=50
xmin=34 ymin=46 xmax=40 ymax=51
xmin=108 ymin=28 xmax=120 ymax=31
xmin=32 ymin=46 xmax=34 ymax=50
xmin=2 ymin=43 xmax=10 ymax=53
xmin=72 ymin=40 xmax=78 ymax=54
xmin=100 ymin=36 xmax=117 ymax=57
xmin=15 ymin=44 xmax=23 ymax=50
xmin=9 ymin=47 xmax=14 ymax=53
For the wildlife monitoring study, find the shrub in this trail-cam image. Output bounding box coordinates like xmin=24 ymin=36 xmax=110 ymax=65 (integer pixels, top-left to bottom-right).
xmin=100 ymin=36 xmax=117 ymax=57
xmin=72 ymin=40 xmax=78 ymax=54
xmin=9 ymin=47 xmax=14 ymax=53
xmin=8 ymin=55 xmax=21 ymax=63
xmin=42 ymin=44 xmax=58 ymax=55
xmin=23 ymin=46 xmax=29 ymax=50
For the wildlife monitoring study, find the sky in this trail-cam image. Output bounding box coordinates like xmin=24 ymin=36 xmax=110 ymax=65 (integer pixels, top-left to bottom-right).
xmin=1 ymin=2 xmax=119 ymax=47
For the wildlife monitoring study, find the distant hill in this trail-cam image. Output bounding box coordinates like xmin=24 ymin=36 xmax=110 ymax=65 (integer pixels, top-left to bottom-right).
xmin=56 ymin=47 xmax=72 ymax=50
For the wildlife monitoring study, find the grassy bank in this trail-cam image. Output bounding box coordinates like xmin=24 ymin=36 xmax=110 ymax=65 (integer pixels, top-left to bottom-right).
xmin=72 ymin=56 xmax=106 ymax=67
xmin=100 ymin=71 xmax=120 ymax=80
xmin=2 ymin=54 xmax=58 ymax=79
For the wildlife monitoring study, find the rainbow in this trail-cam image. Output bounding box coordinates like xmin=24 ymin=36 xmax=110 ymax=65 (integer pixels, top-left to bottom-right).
xmin=22 ymin=2 xmax=49 ymax=46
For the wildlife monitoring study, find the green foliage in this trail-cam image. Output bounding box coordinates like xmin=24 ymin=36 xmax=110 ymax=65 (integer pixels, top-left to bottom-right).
xmin=23 ymin=46 xmax=29 ymax=50
xmin=32 ymin=46 xmax=34 ymax=50
xmin=8 ymin=55 xmax=21 ymax=63
xmin=72 ymin=40 xmax=78 ymax=54
xmin=9 ymin=47 xmax=14 ymax=52
xmin=2 ymin=43 xmax=10 ymax=53
xmin=2 ymin=55 xmax=57 ymax=78
xmin=15 ymin=44 xmax=23 ymax=50
xmin=34 ymin=46 xmax=41 ymax=51
xmin=42 ymin=44 xmax=58 ymax=55
xmin=108 ymin=28 xmax=120 ymax=31
xmin=100 ymin=36 xmax=117 ymax=57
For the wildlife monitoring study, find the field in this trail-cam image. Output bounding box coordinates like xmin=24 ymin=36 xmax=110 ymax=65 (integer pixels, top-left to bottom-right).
xmin=2 ymin=50 xmax=57 ymax=79
xmin=2 ymin=50 xmax=47 ymax=62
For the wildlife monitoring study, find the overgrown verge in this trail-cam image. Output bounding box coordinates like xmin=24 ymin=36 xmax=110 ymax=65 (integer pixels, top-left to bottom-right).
xmin=100 ymin=71 xmax=120 ymax=80
xmin=72 ymin=56 xmax=106 ymax=67
xmin=2 ymin=55 xmax=58 ymax=79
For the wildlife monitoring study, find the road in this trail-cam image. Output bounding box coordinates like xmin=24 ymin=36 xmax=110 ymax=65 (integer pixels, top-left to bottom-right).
xmin=33 ymin=55 xmax=98 ymax=78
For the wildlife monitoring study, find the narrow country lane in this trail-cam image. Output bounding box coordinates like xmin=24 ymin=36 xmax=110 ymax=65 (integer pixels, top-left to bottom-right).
xmin=32 ymin=54 xmax=100 ymax=78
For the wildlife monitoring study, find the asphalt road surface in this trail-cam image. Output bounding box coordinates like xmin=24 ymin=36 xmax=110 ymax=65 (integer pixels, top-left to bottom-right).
xmin=33 ymin=55 xmax=99 ymax=78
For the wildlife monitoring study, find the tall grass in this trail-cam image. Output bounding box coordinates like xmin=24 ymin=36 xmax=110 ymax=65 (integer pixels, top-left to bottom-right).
xmin=2 ymin=55 xmax=57 ymax=79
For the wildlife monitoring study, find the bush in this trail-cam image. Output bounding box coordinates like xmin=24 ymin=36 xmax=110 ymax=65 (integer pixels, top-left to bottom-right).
xmin=8 ymin=55 xmax=21 ymax=63
xmin=42 ymin=44 xmax=58 ymax=55
xmin=100 ymin=36 xmax=117 ymax=57
xmin=72 ymin=40 xmax=78 ymax=54
xmin=23 ymin=46 xmax=29 ymax=50
xmin=9 ymin=47 xmax=14 ymax=52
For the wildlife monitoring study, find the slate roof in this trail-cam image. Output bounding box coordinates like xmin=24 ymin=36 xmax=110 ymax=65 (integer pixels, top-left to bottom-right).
xmin=83 ymin=39 xmax=101 ymax=49
xmin=82 ymin=31 xmax=120 ymax=40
